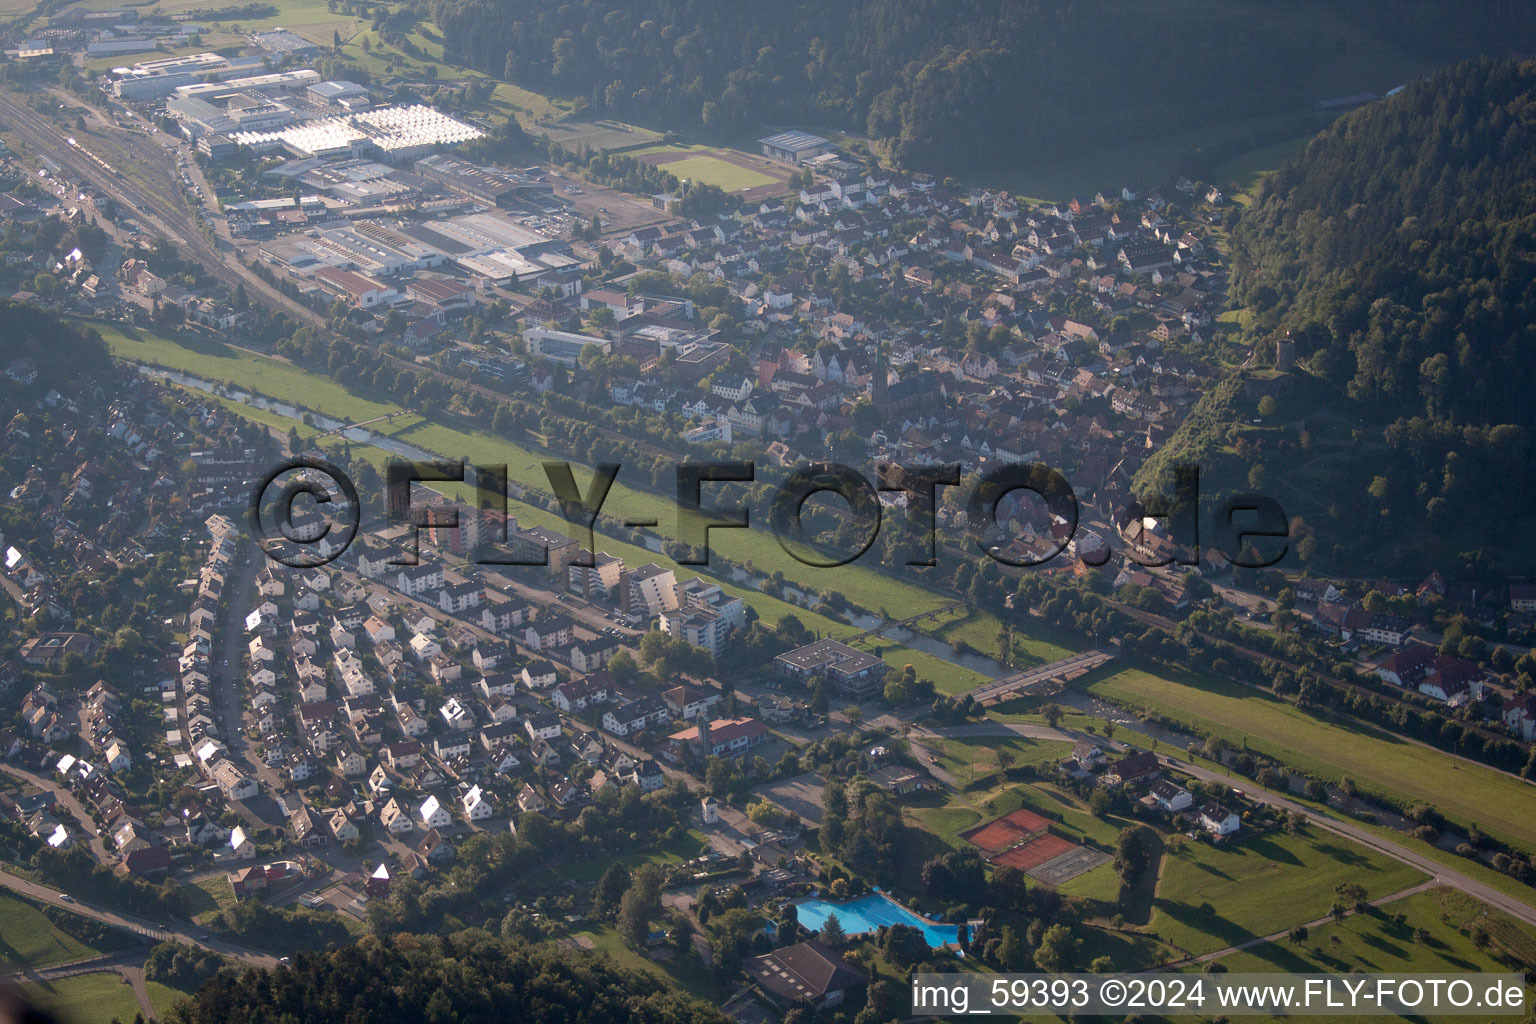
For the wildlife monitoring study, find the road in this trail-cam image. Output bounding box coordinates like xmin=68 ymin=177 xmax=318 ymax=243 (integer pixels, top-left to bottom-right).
xmin=208 ymin=546 xmax=284 ymax=806
xmin=0 ymin=866 xmax=277 ymax=967
xmin=915 ymin=721 xmax=1536 ymax=930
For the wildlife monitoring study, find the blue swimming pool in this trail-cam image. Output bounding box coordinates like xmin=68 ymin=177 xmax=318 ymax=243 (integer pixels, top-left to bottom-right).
xmin=790 ymin=892 xmax=959 ymax=948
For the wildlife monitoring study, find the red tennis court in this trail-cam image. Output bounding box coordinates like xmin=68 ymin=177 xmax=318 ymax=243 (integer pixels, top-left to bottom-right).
xmin=989 ymin=833 xmax=1076 ymax=871
xmin=1001 ymin=808 xmax=1051 ymax=833
xmin=961 ymin=820 xmax=1028 ymax=854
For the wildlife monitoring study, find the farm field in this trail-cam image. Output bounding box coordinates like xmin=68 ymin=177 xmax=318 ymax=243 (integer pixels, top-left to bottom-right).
xmin=21 ymin=972 xmax=142 ymax=1024
xmin=1148 ymin=829 xmax=1427 ymax=958
xmin=1083 ymin=664 xmax=1536 ymax=851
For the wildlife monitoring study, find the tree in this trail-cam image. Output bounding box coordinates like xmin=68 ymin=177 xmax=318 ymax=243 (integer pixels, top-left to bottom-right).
xmin=880 ymin=923 xmax=930 ymax=968
xmin=819 ymin=912 xmax=845 ymax=947
xmin=1042 ymin=703 xmax=1063 ymax=729
xmin=1334 ymin=882 xmax=1367 ymax=911
xmin=1114 ymin=826 xmax=1153 ymax=883
xmin=596 ymin=862 xmax=630 ymax=914
xmin=995 ymin=925 xmax=1025 ymax=970
xmin=843 ymin=705 xmax=862 ymax=728
xmin=608 ymin=650 xmax=638 ymax=682
xmin=809 ymin=681 xmax=829 ymax=715
xmin=1032 ymin=924 xmax=1079 ymax=972
xmin=617 ymin=865 xmax=663 ymax=948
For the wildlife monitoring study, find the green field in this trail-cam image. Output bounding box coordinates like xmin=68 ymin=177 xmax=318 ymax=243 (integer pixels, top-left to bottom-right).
xmin=1201 ymin=888 xmax=1536 ymax=1024
xmin=624 ymin=143 xmax=704 ymax=156
xmin=867 ymin=643 xmax=987 ymax=696
xmin=185 ymin=874 xmax=239 ymax=924
xmin=653 ymin=154 xmax=777 ymax=192
xmin=21 ymin=972 xmax=142 ymax=1024
xmin=924 ymin=735 xmax=1073 ymax=789
xmin=1213 ymin=133 xmax=1314 ymax=203
xmin=1150 ymin=829 xmax=1427 ymax=958
xmin=146 ymin=980 xmax=195 ymax=1020
xmin=1085 ymin=665 xmax=1536 ymax=851
xmin=566 ymin=923 xmax=719 ymax=1001
xmin=0 ymin=891 xmax=109 ymax=969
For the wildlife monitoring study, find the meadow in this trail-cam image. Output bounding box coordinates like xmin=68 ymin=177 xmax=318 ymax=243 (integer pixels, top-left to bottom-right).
xmin=1083 ymin=665 xmax=1536 ymax=852
xmin=20 ymin=972 xmax=142 ymax=1024
xmin=1149 ymin=829 xmax=1427 ymax=958
xmin=0 ymin=890 xmax=112 ymax=968
xmin=1200 ymin=888 xmax=1536 ymax=1024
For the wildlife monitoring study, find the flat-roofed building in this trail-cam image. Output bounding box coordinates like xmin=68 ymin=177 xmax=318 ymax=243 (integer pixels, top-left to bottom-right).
xmin=760 ymin=130 xmax=835 ymax=164
xmin=526 ymin=327 xmax=611 ymax=366
xmin=774 ymin=638 xmax=887 ymax=697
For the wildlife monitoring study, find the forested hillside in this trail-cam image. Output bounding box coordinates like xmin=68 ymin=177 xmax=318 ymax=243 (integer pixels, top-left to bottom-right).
xmin=0 ymin=301 xmax=110 ymax=387
xmin=174 ymin=932 xmax=730 ymax=1024
xmin=1139 ymin=58 xmax=1536 ymax=576
xmin=428 ymin=0 xmax=1533 ymax=175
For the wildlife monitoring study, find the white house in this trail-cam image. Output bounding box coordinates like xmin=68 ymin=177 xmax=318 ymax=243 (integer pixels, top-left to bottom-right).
xmin=1148 ymin=779 xmax=1193 ymax=813
xmin=419 ymin=795 xmax=452 ymax=830
xmin=1197 ymin=802 xmax=1240 ymax=836
xmin=462 ymin=785 xmax=493 ymax=821
xmin=380 ymin=798 xmax=415 ymax=835
xmin=228 ymin=825 xmax=255 ymax=860
xmin=524 ymin=712 xmax=563 ymax=742
xmin=328 ymin=809 xmax=360 ymax=842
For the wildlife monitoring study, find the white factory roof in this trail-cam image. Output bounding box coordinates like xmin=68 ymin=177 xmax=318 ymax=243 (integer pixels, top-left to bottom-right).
xmin=230 ymin=104 xmax=483 ymax=157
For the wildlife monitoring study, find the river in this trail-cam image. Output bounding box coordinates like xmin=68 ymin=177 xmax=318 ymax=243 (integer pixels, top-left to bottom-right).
xmin=139 ymin=367 xmax=439 ymax=462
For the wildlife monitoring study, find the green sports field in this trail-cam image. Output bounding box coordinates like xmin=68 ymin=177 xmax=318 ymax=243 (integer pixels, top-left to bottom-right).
xmin=657 ymin=154 xmax=777 ymax=191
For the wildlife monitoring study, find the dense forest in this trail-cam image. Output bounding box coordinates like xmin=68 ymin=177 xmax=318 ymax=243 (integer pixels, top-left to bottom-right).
xmin=1139 ymin=58 xmax=1536 ymax=575
xmin=174 ymin=932 xmax=729 ymax=1024
xmin=428 ymin=0 xmax=1535 ymax=175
